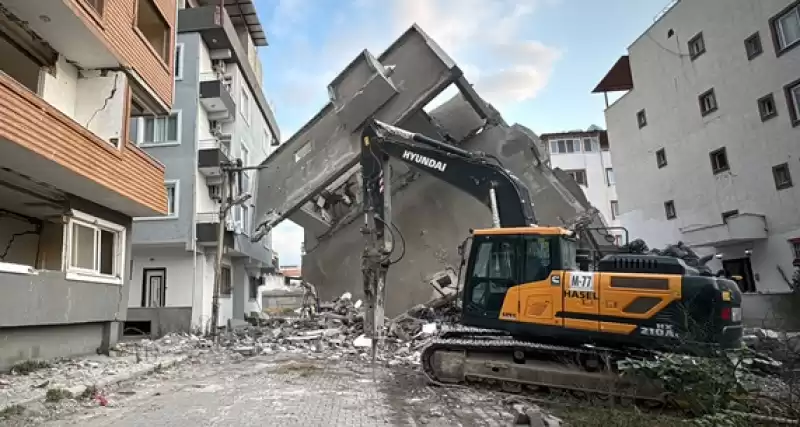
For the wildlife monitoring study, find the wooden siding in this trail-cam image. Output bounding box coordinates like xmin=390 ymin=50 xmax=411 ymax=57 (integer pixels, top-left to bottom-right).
xmin=65 ymin=0 xmax=176 ymax=108
xmin=0 ymin=73 xmax=168 ymax=215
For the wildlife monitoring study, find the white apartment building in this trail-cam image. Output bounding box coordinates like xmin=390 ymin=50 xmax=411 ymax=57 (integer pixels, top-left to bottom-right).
xmin=541 ymin=129 xmax=623 ymax=242
xmin=593 ymin=0 xmax=800 ymax=300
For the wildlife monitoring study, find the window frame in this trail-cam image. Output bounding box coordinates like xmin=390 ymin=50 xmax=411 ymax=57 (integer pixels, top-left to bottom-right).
xmin=137 ymin=110 xmax=182 ymax=146
xmin=174 ymin=42 xmax=184 ymax=80
xmin=709 ymin=147 xmax=730 ymax=175
xmin=567 ymin=169 xmax=588 ymax=186
xmin=134 ymin=180 xmax=180 ymax=221
xmin=784 ymin=78 xmax=800 ymax=127
xmin=688 ymin=32 xmax=706 ymax=60
xmin=656 ymin=148 xmax=668 ymax=168
xmin=791 ymin=240 xmax=800 ymax=260
xmin=773 ymin=163 xmax=793 ymax=190
xmin=664 ymin=200 xmax=676 ymax=220
xmin=64 ymin=209 xmax=126 ymax=285
xmin=248 ymin=275 xmax=260 ymax=301
xmin=699 ymin=88 xmax=718 ymax=117
xmin=636 ymin=109 xmax=647 ymax=128
xmin=219 ymin=265 xmax=232 ymax=297
xmin=770 ymin=1 xmax=800 ymax=56
xmin=134 ymin=0 xmax=172 ymax=66
xmin=610 ymin=200 xmax=619 ymax=220
xmin=605 ymin=168 xmax=615 ymax=186
xmin=240 ymin=87 xmax=251 ymax=125
xmin=83 ymin=0 xmax=105 ymax=16
xmin=758 ymin=93 xmax=778 ymax=121
xmin=744 ymin=32 xmax=763 ymax=60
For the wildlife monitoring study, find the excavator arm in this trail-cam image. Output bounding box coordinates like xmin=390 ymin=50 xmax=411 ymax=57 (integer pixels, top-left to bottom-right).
xmin=359 ymin=118 xmax=538 ymax=360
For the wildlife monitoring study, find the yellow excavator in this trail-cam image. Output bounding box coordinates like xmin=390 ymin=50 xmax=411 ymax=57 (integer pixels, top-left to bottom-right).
xmin=359 ymin=119 xmax=743 ymax=399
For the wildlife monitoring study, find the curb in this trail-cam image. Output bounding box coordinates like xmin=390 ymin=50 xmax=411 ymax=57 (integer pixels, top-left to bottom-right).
xmin=0 ymin=355 xmax=188 ymax=413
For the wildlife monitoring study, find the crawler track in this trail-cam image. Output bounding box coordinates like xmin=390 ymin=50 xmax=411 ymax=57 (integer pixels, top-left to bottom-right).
xmin=420 ymin=327 xmax=667 ymax=403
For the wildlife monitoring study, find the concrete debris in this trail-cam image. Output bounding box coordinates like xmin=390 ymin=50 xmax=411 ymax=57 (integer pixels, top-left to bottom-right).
xmin=506 ymin=399 xmax=562 ymax=427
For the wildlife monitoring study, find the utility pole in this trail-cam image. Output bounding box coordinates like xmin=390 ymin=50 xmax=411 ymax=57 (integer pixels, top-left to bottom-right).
xmin=209 ymin=160 xmax=252 ymax=336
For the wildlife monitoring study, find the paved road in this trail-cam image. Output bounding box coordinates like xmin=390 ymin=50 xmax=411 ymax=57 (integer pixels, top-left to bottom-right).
xmin=16 ymin=355 xmax=518 ymax=427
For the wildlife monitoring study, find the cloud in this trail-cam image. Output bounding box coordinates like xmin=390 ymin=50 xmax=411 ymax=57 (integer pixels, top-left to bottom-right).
xmin=264 ymin=0 xmax=562 ymax=264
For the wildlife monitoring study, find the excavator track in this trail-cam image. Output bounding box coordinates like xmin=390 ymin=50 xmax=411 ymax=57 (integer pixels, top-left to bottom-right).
xmin=421 ymin=327 xmax=667 ymax=403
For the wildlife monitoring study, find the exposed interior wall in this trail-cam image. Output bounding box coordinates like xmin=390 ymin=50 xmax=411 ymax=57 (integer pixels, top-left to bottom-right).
xmin=41 ymin=56 xmax=79 ymax=117
xmin=37 ymin=220 xmax=64 ymax=271
xmin=0 ymin=34 xmax=41 ymax=93
xmin=0 ymin=323 xmax=105 ymax=372
xmin=198 ymin=250 xmax=215 ymax=329
xmin=0 ymin=214 xmax=40 ymax=265
xmin=73 ymin=70 xmax=126 ymax=144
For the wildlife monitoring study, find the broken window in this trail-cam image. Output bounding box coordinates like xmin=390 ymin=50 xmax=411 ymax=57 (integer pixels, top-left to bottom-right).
xmin=699 ymin=88 xmax=718 ymax=116
xmin=141 ymin=113 xmax=179 ymax=144
xmin=136 ymin=0 xmax=171 ymax=62
xmin=758 ymin=93 xmax=777 ymax=121
xmin=656 ymin=148 xmax=667 ymax=168
xmin=710 ymin=147 xmax=730 ymax=174
xmin=220 ymin=266 xmax=232 ymax=296
xmin=773 ymin=163 xmax=793 ymax=190
xmin=664 ymin=200 xmax=676 ymax=220
xmin=688 ymin=32 xmax=706 ymax=60
xmin=567 ymin=169 xmax=588 ymax=186
xmin=744 ymin=32 xmax=763 ymax=60
xmin=637 ymin=109 xmax=647 ymax=128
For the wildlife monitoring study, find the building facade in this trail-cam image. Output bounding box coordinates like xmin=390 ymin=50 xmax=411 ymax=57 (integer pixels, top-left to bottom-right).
xmin=540 ymin=129 xmax=622 ymax=242
xmin=0 ymin=0 xmax=176 ymax=369
xmin=593 ymin=0 xmax=800 ymax=302
xmin=126 ymin=0 xmax=280 ymax=336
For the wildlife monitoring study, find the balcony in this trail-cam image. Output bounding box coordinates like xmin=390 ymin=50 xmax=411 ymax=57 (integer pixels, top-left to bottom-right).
xmin=680 ymin=213 xmax=768 ymax=248
xmin=195 ymin=212 xmax=234 ymax=248
xmin=199 ymin=79 xmax=235 ymax=121
xmin=198 ymin=137 xmax=231 ymax=177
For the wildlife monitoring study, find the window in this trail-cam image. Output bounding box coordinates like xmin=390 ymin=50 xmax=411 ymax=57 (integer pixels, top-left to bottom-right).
xmin=263 ymin=129 xmax=273 ymax=148
xmin=240 ymin=88 xmax=251 ymax=124
xmin=136 ymin=0 xmax=171 ymax=62
xmin=773 ymin=163 xmax=793 ymax=190
xmin=785 ymin=79 xmax=800 ymax=126
xmin=688 ymin=32 xmax=706 ymax=60
xmin=791 ymin=240 xmax=800 ymax=260
xmin=66 ymin=210 xmax=126 ymax=284
xmin=174 ymin=43 xmax=184 ymax=79
xmin=606 ymin=168 xmax=615 ymax=185
xmin=242 ymin=205 xmax=250 ymax=235
xmin=709 ymin=147 xmax=730 ymax=174
xmin=249 ymin=276 xmax=260 ymax=300
xmin=744 ymin=32 xmax=763 ymax=59
xmin=758 ymin=93 xmax=777 ymax=121
xmin=85 ymin=0 xmax=104 ymax=14
xmin=664 ymin=200 xmax=676 ymax=220
xmin=610 ymin=200 xmax=619 ymax=220
xmin=165 ymin=181 xmax=178 ymax=217
xmin=220 ymin=266 xmax=232 ymax=296
xmin=521 ymin=236 xmax=554 ymax=283
xmin=222 ymin=75 xmax=233 ymax=93
xmin=565 ymin=139 xmax=576 ymax=153
xmin=567 ymin=169 xmax=587 ymax=186
xmin=656 ymin=148 xmax=667 ymax=168
xmin=295 ymin=141 xmax=311 ymax=162
xmin=636 ymin=109 xmax=647 ymax=128
xmin=699 ymin=88 xmax=718 ymax=116
xmin=583 ymin=138 xmax=594 ymax=152
xmin=466 ymin=237 xmax=521 ymax=316
xmin=141 ymin=113 xmax=179 ymax=144
xmin=771 ymin=3 xmax=800 ymax=53
xmin=722 ymin=210 xmax=739 ymax=223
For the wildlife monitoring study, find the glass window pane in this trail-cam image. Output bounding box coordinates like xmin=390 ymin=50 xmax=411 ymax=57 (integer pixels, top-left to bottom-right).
xmin=99 ymin=230 xmax=115 ymax=275
xmin=557 ymin=140 xmax=565 ymax=153
xmin=71 ymin=223 xmax=96 ymax=270
xmin=166 ymin=184 xmax=176 ymax=215
xmin=583 ymin=138 xmax=592 ymax=152
xmin=778 ymin=9 xmax=800 ymax=47
xmin=550 ymin=141 xmax=558 ymax=153
xmin=566 ymin=140 xmax=575 ymax=153
xmin=143 ymin=118 xmax=155 ymax=142
xmin=167 ymin=115 xmax=178 ymax=141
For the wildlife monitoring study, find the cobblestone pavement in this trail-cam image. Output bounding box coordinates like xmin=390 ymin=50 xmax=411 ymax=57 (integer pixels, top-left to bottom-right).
xmin=4 ymin=354 xmax=519 ymax=427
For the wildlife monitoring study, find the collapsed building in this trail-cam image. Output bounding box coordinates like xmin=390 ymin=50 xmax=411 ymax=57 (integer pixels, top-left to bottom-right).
xmin=255 ymin=25 xmax=616 ymax=317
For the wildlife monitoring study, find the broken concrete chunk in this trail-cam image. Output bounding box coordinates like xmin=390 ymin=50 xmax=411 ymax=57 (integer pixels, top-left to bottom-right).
xmin=353 ymin=334 xmax=372 ymax=348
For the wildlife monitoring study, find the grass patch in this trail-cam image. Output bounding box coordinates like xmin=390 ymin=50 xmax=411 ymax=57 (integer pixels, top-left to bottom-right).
xmin=45 ymin=388 xmax=74 ymax=403
xmin=0 ymin=404 xmax=25 ymax=419
xmin=10 ymin=360 xmax=51 ymax=375
xmin=558 ymin=407 xmax=685 ymax=427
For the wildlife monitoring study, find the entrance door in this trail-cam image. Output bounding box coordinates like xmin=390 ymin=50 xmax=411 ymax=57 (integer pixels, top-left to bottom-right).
xmin=722 ymin=258 xmax=756 ymax=293
xmin=142 ymin=268 xmax=167 ymax=307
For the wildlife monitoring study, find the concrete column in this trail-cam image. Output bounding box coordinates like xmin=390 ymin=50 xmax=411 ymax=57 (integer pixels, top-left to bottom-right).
xmin=232 ymin=261 xmax=247 ymax=320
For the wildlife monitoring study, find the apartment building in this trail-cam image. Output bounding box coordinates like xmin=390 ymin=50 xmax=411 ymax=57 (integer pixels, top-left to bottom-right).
xmin=125 ymin=0 xmax=280 ymax=336
xmin=0 ymin=0 xmax=175 ymax=369
xmin=593 ymin=0 xmax=800 ymax=320
xmin=540 ymin=129 xmax=622 ymax=242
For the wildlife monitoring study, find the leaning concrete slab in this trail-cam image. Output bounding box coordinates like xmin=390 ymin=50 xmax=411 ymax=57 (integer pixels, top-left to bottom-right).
xmin=254 ymin=25 xmax=462 ymax=235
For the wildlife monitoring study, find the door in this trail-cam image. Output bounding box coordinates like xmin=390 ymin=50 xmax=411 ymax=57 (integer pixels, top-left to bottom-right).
xmin=142 ymin=268 xmax=167 ymax=308
xmin=517 ymin=235 xmax=561 ymax=326
xmin=723 ymin=258 xmax=756 ymax=293
xmin=463 ymin=236 xmax=519 ymax=321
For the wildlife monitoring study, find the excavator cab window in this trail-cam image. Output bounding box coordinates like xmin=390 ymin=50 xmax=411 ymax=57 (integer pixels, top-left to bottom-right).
xmin=465 ymin=236 xmax=519 ymax=316
xmin=521 ymin=236 xmax=555 ymax=283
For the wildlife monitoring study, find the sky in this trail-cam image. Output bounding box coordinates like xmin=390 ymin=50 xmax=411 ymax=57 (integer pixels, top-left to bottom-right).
xmin=253 ymin=0 xmax=674 ymax=267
